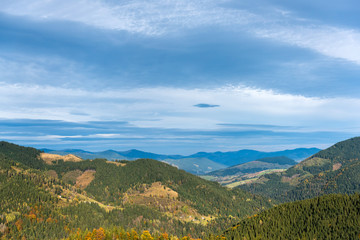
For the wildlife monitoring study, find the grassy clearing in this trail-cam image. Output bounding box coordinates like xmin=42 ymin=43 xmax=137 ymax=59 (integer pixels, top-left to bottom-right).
xmin=224 ymin=169 xmax=287 ymax=188
xmin=75 ymin=170 xmax=96 ymax=189
xmin=41 ymin=153 xmax=82 ymax=164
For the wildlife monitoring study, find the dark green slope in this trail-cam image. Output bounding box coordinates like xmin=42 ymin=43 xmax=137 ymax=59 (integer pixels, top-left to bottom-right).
xmin=224 ymin=193 xmax=360 ymax=240
xmin=49 ymin=158 xmax=273 ymax=218
xmin=0 ymin=141 xmax=44 ymax=169
xmin=239 ymin=137 xmax=360 ymax=202
xmin=0 ymin=141 xmax=274 ymax=239
xmin=207 ymin=156 xmax=296 ymax=177
xmin=0 ymin=155 xmax=210 ymax=239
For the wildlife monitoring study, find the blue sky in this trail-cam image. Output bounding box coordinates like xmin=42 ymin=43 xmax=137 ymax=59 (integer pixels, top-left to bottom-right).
xmin=1 ymin=0 xmax=360 ymax=154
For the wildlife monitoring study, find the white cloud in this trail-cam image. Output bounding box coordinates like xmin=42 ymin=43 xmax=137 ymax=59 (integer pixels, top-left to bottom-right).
xmin=0 ymin=54 xmax=91 ymax=86
xmin=1 ymin=82 xmax=360 ymax=132
xmin=0 ymin=0 xmax=254 ymax=35
xmin=254 ymin=25 xmax=360 ymax=65
xmin=2 ymin=0 xmax=360 ymax=65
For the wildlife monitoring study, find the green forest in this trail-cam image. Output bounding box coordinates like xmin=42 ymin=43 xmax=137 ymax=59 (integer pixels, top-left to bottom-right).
xmin=0 ymin=141 xmax=271 ymax=239
xmin=240 ymin=137 xmax=360 ymax=202
xmin=1 ymin=139 xmax=360 ymax=239
xmin=224 ymin=194 xmax=360 ymax=239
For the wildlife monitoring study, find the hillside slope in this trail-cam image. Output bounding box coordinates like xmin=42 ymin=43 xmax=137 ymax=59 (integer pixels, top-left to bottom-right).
xmin=48 ymin=158 xmax=272 ymax=218
xmin=0 ymin=141 xmax=273 ymax=239
xmin=240 ymin=137 xmax=360 ymax=202
xmin=162 ymin=157 xmax=227 ymax=174
xmin=207 ymin=156 xmax=296 ymax=177
xmin=0 ymin=141 xmax=43 ymax=169
xmin=223 ymin=193 xmax=360 ymax=240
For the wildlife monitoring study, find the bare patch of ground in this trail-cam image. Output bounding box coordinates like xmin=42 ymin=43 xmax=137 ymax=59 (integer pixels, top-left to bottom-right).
xmin=41 ymin=153 xmax=82 ymax=165
xmin=75 ymin=170 xmax=96 ymax=189
xmin=140 ymin=182 xmax=178 ymax=199
xmin=10 ymin=166 xmax=22 ymax=173
xmin=333 ymin=163 xmax=342 ymax=171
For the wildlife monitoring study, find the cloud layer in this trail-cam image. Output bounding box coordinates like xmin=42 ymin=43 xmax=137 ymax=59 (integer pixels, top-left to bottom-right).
xmin=1 ymin=82 xmax=360 ymax=131
xmin=2 ymin=0 xmax=360 ymax=65
xmin=1 ymin=1 xmax=360 ymax=153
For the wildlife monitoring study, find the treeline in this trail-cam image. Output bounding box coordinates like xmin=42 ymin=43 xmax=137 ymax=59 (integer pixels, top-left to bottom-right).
xmin=0 ymin=141 xmax=44 ymax=169
xmin=223 ymin=193 xmax=360 ymax=240
xmin=312 ymin=136 xmax=360 ymax=162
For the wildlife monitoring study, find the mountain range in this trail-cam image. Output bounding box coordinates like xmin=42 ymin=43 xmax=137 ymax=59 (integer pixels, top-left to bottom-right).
xmin=42 ymin=147 xmax=320 ymax=175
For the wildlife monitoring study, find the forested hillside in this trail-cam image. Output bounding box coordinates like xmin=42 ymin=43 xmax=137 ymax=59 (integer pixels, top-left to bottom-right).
xmin=240 ymin=137 xmax=360 ymax=202
xmin=0 ymin=141 xmax=44 ymax=169
xmin=0 ymin=141 xmax=273 ymax=239
xmin=223 ymin=193 xmax=360 ymax=240
xmin=2 ymin=139 xmax=358 ymax=239
xmin=207 ymin=156 xmax=296 ymax=177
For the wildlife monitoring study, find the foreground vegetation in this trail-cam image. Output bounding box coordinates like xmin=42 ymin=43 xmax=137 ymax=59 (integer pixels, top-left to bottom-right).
xmin=224 ymin=193 xmax=360 ymax=239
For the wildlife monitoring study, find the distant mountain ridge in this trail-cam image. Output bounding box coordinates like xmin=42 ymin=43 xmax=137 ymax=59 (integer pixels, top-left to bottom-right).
xmin=187 ymin=148 xmax=320 ymax=165
xmin=42 ymin=147 xmax=320 ymax=175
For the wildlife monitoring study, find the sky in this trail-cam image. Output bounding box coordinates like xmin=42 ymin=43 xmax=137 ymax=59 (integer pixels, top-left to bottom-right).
xmin=1 ymin=0 xmax=360 ymax=154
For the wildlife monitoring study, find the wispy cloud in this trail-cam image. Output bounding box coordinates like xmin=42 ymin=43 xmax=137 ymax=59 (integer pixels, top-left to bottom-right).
xmin=1 ymin=82 xmax=360 ymax=132
xmin=0 ymin=0 xmax=254 ymax=35
xmin=217 ymin=123 xmax=300 ymax=131
xmin=254 ymin=25 xmax=360 ymax=65
xmin=0 ymin=54 xmax=92 ymax=87
xmin=0 ymin=118 xmax=354 ymax=154
xmin=2 ymin=0 xmax=360 ymax=65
